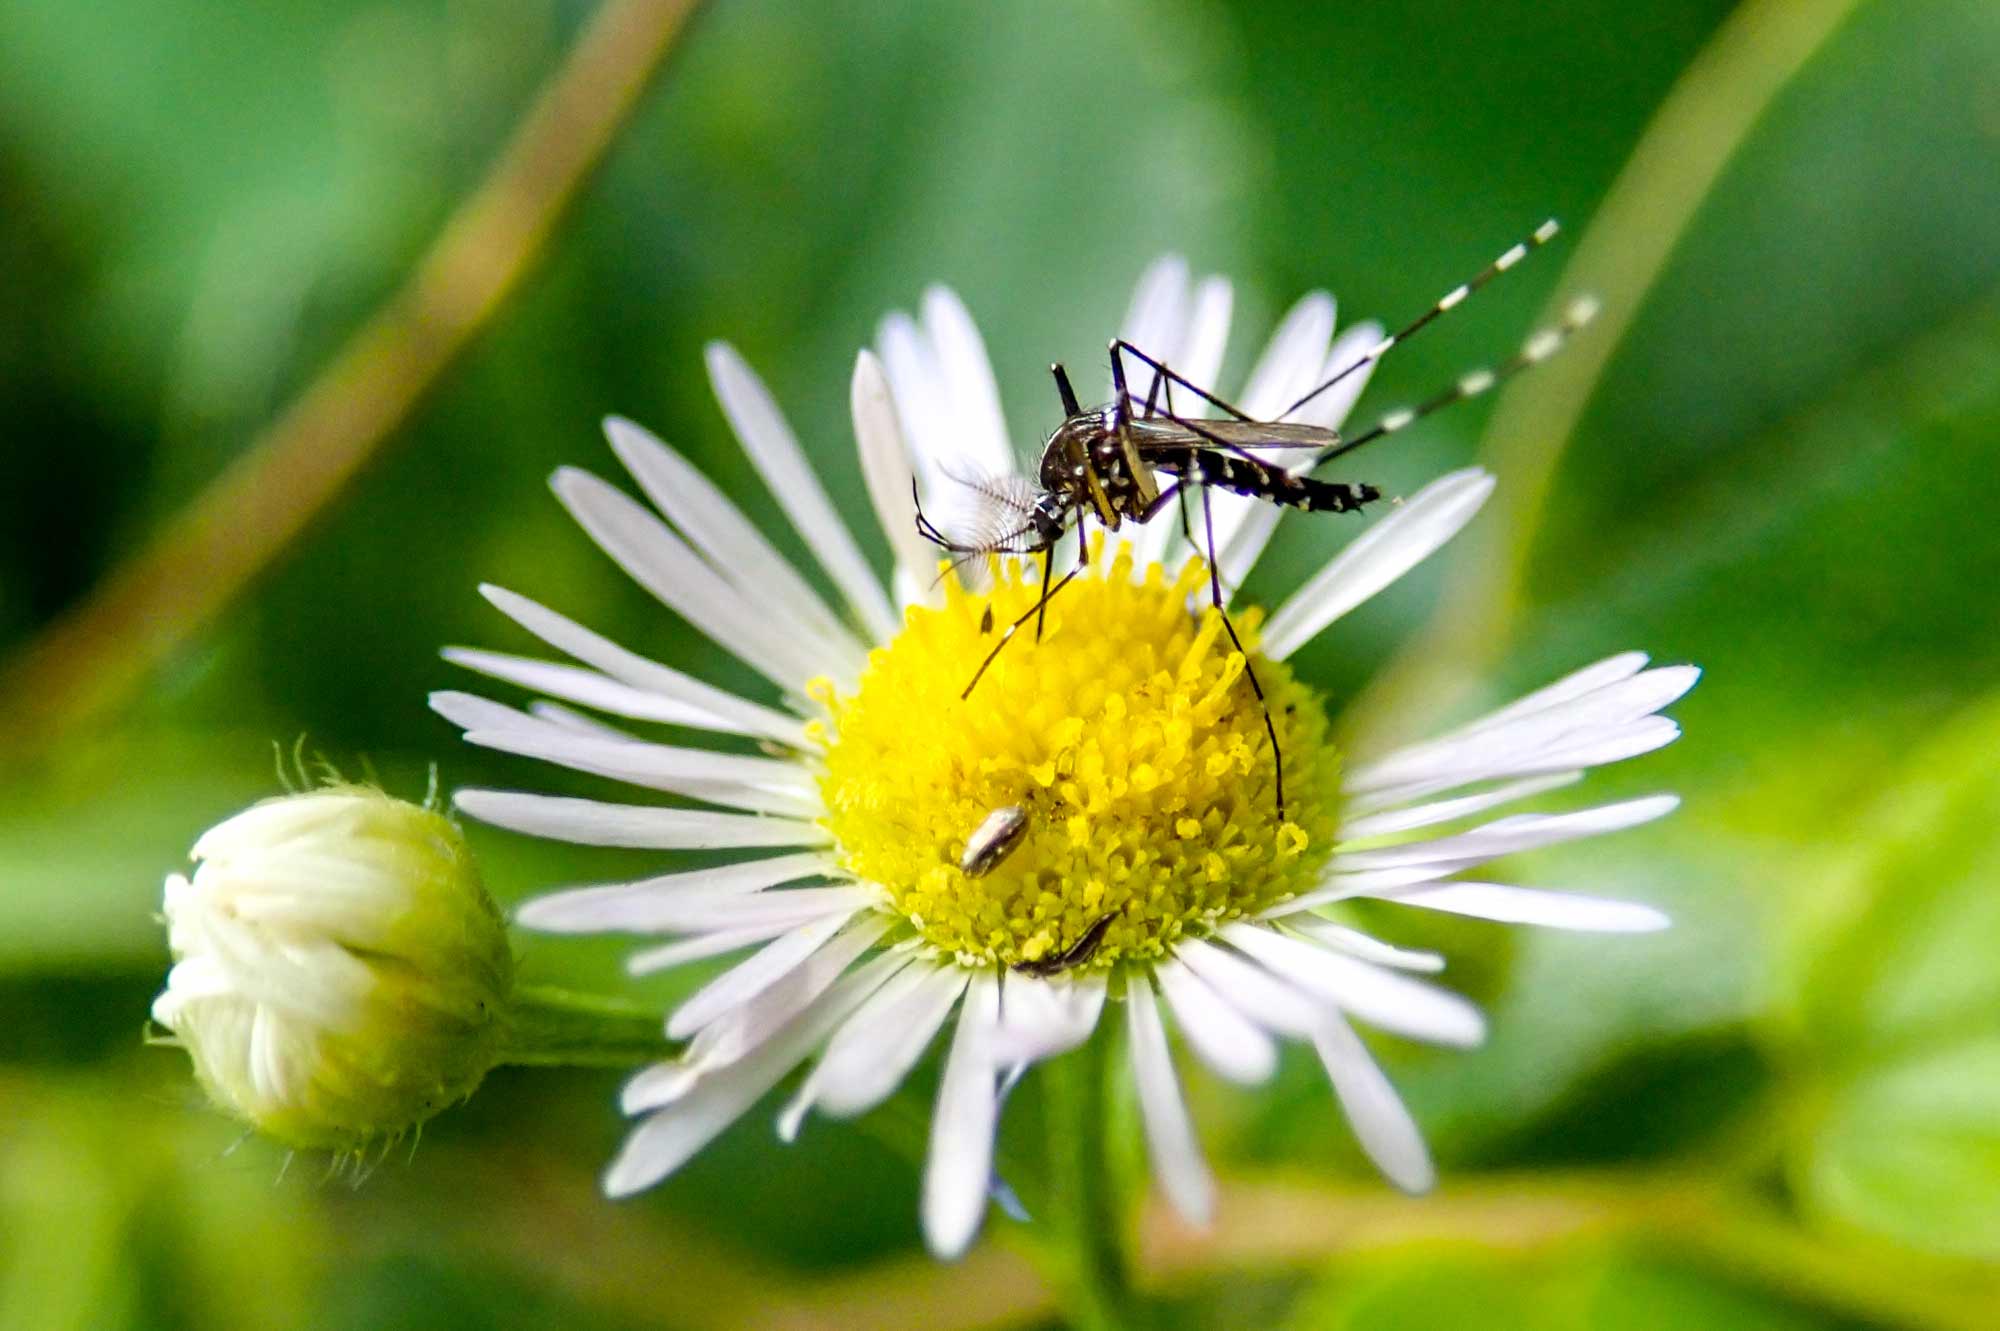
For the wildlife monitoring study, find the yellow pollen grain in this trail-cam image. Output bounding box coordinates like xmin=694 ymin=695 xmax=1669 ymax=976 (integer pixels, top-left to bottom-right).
xmin=815 ymin=540 xmax=1342 ymax=971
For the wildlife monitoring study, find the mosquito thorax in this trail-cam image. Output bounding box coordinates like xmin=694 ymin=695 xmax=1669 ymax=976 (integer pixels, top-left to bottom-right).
xmin=810 ymin=541 xmax=1342 ymax=972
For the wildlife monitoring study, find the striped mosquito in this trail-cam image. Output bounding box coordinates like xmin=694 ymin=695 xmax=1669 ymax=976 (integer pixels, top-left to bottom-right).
xmin=915 ymin=220 xmax=1597 ymax=818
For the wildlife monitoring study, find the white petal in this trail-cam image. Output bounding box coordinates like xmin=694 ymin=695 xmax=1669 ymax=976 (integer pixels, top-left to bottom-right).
xmin=1156 ymin=958 xmax=1278 ymax=1084
xmin=1127 ymin=980 xmax=1215 ymax=1224
xmin=1444 ymin=651 xmax=1651 ymax=736
xmin=458 ymin=725 xmax=819 ymax=817
xmin=1280 ymin=917 xmax=1445 ymax=973
xmin=626 ymin=921 xmax=804 ymax=976
xmin=439 ymin=651 xmax=726 ymax=731
xmin=1263 ymin=469 xmax=1494 ymax=661
xmin=1347 ymin=720 xmax=1678 ymax=811
xmin=789 ymin=962 xmax=968 ymax=1128
xmin=553 ymin=468 xmax=824 ymax=690
xmin=595 ymin=886 xmax=873 ymax=938
xmin=1177 ymin=277 xmax=1235 ymax=415
xmin=1313 ymin=1012 xmax=1434 ymax=1193
xmin=1385 ymin=882 xmax=1671 ymax=932
xmin=922 ymin=286 xmax=1014 ymax=483
xmin=1222 ymin=923 xmax=1484 ymax=1048
xmin=1338 ymin=773 xmax=1584 ymax=840
xmin=1350 ymin=664 xmax=1697 ymax=795
xmin=668 ymin=909 xmax=863 ymax=1039
xmin=705 ymin=343 xmax=899 ymax=643
xmin=1239 ymin=291 xmax=1335 ymax=419
xmin=990 ymin=971 xmax=1108 ymax=1066
xmin=1330 ymin=795 xmax=1680 ymax=872
xmin=1290 ymin=319 xmax=1386 ymax=430
xmin=853 ymin=350 xmax=935 ymax=603
xmin=515 ymin=852 xmax=836 ymax=932
xmin=1117 ymin=255 xmax=1192 ymax=390
xmin=1267 ymin=864 xmax=1466 ymax=916
xmin=877 ymin=310 xmax=955 ymax=494
xmin=692 ymin=916 xmax=895 ymax=1073
xmin=603 ymin=949 xmax=904 ymax=1196
xmin=1174 ymin=937 xmax=1322 ymax=1039
xmin=923 ymin=970 xmax=1002 ymax=1258
xmin=477 ymin=585 xmax=806 ymax=746
xmin=453 ymin=789 xmax=830 ymax=850
xmin=605 ymin=417 xmax=870 ymax=669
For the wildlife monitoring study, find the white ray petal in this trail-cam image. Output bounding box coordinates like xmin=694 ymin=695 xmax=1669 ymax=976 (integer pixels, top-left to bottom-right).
xmin=584 ymin=886 xmax=874 ymax=938
xmin=553 ymin=468 xmax=825 ymax=690
xmin=1314 ymin=1012 xmax=1434 ymax=1193
xmin=626 ymin=921 xmax=803 ymax=976
xmin=1155 ymin=958 xmax=1278 ymax=1084
xmin=1174 ymin=937 xmax=1322 ymax=1039
xmin=1127 ymin=980 xmax=1215 ymax=1224
xmin=1329 ymin=795 xmax=1680 ymax=872
xmin=459 ymin=725 xmax=819 ymax=817
xmin=923 ymin=970 xmax=1002 ymax=1258
xmin=877 ymin=310 xmax=954 ymax=495
xmin=1385 ymin=882 xmax=1671 ymax=932
xmin=990 ymin=971 xmax=1108 ymax=1066
xmin=603 ymin=949 xmax=905 ymax=1196
xmin=787 ymin=962 xmax=967 ymax=1130
xmin=477 ymin=584 xmax=806 ymax=746
xmin=1177 ymin=277 xmax=1235 ymax=415
xmin=1339 ymin=773 xmax=1584 ymax=840
xmin=605 ymin=416 xmax=870 ymax=667
xmin=690 ymin=916 xmax=894 ymax=1072
xmin=1222 ymin=923 xmax=1484 ymax=1048
xmin=1442 ymin=651 xmax=1651 ymax=736
xmin=1239 ymin=291 xmax=1336 ymax=419
xmin=515 ymin=852 xmax=837 ymax=932
xmin=1117 ymin=255 xmax=1192 ymax=390
xmin=1350 ymin=665 xmax=1697 ymax=793
xmin=453 ymin=789 xmax=831 ymax=850
xmin=668 ymin=909 xmax=862 ymax=1039
xmin=1346 ymin=720 xmax=1678 ymax=811
xmin=1263 ymin=469 xmax=1494 ymax=661
xmin=704 ymin=342 xmax=899 ymax=643
xmin=439 ymin=651 xmax=725 ymax=731
xmin=1290 ymin=319 xmax=1386 ymax=429
xmin=922 ymin=286 xmax=1014 ymax=482
xmin=1280 ymin=917 xmax=1445 ymax=973
xmin=853 ymin=350 xmax=935 ymax=605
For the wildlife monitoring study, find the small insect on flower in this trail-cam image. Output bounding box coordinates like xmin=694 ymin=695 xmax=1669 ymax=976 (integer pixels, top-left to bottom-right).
xmin=1012 ymin=911 xmax=1117 ymax=977
xmin=916 ymin=219 xmax=1596 ymax=819
xmin=959 ymin=804 xmax=1030 ymax=878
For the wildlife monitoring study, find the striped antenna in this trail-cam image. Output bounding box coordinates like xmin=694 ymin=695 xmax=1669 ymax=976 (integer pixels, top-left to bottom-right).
xmin=1314 ymin=294 xmax=1600 ymax=466
xmin=1282 ymin=218 xmax=1561 ymax=421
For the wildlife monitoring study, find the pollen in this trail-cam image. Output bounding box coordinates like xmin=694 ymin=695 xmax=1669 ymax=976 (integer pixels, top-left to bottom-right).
xmin=816 ymin=540 xmax=1341 ymax=971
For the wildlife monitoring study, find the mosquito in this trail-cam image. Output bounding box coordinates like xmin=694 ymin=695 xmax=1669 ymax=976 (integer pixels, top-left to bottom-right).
xmin=915 ymin=220 xmax=1597 ymax=818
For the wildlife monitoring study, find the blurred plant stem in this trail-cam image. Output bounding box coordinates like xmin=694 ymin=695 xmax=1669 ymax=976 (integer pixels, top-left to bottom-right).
xmin=1035 ymin=1025 xmax=1144 ymax=1331
xmin=1347 ymin=0 xmax=1866 ymax=749
xmin=0 ymin=0 xmax=703 ymax=762
xmin=500 ymin=985 xmax=676 ymax=1069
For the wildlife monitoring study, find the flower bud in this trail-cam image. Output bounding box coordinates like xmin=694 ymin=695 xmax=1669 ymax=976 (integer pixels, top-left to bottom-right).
xmin=152 ymin=785 xmax=512 ymax=1151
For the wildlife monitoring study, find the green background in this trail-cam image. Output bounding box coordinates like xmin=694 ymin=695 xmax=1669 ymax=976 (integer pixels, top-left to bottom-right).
xmin=4 ymin=0 xmax=2000 ymax=1325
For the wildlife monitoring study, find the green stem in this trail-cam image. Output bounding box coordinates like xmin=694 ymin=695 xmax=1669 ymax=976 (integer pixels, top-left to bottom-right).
xmin=1037 ymin=1020 xmax=1143 ymax=1331
xmin=498 ymin=983 xmax=675 ymax=1068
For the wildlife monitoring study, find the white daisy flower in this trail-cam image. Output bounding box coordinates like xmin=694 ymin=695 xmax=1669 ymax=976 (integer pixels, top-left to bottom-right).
xmin=436 ymin=257 xmax=1693 ymax=1258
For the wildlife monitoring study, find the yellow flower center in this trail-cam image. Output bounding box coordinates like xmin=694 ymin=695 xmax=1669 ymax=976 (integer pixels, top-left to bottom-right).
xmin=813 ymin=541 xmax=1341 ymax=971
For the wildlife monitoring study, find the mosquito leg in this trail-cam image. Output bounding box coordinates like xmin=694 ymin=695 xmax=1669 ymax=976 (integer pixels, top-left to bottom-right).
xmin=1111 ymin=339 xmax=1256 ymax=421
xmin=1202 ymin=485 xmax=1285 ymax=820
xmin=1033 ymin=542 xmax=1054 ymax=641
xmin=963 ymin=556 xmax=1084 ymax=700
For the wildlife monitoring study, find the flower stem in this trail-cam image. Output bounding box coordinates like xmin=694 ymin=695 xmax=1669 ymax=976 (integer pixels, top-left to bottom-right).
xmin=498 ymin=984 xmax=675 ymax=1068
xmin=1037 ymin=1019 xmax=1144 ymax=1331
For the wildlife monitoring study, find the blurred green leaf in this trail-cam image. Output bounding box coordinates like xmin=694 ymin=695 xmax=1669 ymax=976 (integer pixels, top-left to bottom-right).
xmin=1801 ymin=1036 xmax=2000 ymax=1262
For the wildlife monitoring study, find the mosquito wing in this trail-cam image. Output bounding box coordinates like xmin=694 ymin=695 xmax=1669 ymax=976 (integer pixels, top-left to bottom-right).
xmin=1125 ymin=415 xmax=1341 ymax=454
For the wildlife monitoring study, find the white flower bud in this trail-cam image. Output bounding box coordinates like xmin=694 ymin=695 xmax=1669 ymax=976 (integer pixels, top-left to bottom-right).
xmin=152 ymin=785 xmax=512 ymax=1151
